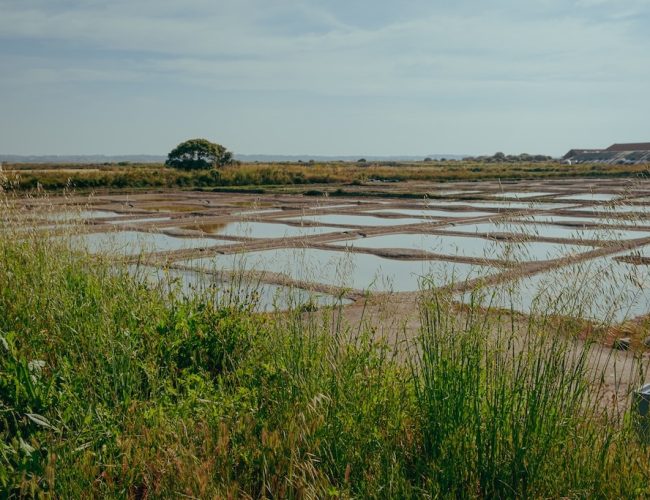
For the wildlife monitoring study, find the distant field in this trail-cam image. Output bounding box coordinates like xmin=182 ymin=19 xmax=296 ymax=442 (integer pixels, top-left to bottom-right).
xmin=1 ymin=160 xmax=649 ymax=193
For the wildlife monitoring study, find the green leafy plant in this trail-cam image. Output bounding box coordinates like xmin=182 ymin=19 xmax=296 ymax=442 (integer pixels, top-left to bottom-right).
xmin=166 ymin=138 xmax=233 ymax=170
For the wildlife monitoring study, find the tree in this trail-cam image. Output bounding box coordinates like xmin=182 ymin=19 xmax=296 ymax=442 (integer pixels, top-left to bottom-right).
xmin=166 ymin=138 xmax=233 ymax=170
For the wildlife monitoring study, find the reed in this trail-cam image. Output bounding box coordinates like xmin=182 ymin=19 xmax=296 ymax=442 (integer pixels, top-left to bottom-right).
xmin=2 ymin=160 xmax=649 ymax=194
xmin=1 ymin=196 xmax=649 ymax=497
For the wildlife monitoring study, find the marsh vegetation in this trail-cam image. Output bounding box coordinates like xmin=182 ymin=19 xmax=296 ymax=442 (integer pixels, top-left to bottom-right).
xmin=1 ymin=193 xmax=650 ymax=497
xmin=2 ymin=159 xmax=649 ymax=194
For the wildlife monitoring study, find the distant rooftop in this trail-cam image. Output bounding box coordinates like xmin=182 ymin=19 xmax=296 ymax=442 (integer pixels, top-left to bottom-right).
xmin=563 ymin=142 xmax=650 ymax=164
xmin=605 ymin=143 xmax=650 ymax=152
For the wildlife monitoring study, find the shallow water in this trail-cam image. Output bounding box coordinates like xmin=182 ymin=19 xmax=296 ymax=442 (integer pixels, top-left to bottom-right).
xmin=109 ymin=217 xmax=172 ymax=225
xmin=308 ymin=204 xmax=358 ymax=210
xmin=231 ymin=208 xmax=284 ymax=216
xmin=460 ymin=255 xmax=650 ymax=323
xmin=447 ymin=221 xmax=649 ymax=241
xmin=513 ymin=214 xmax=650 ymax=227
xmin=46 ymin=210 xmax=124 ymax=221
xmin=624 ymin=245 xmax=650 ymax=259
xmin=566 ymin=204 xmax=650 ymax=216
xmin=66 ymin=230 xmax=227 ymax=255
xmin=282 ymin=214 xmax=431 ymax=227
xmin=179 ymin=247 xmax=493 ymax=292
xmin=554 ymin=193 xmax=623 ymax=202
xmin=130 ymin=265 xmax=351 ymax=311
xmin=195 ymin=221 xmax=347 ymax=238
xmin=365 ymin=208 xmax=495 ymax=218
xmin=490 ymin=192 xmax=555 ymax=199
xmin=441 ymin=201 xmax=575 ymax=211
xmin=437 ymin=190 xmax=482 ymax=195
xmin=329 ymin=233 xmax=592 ymax=262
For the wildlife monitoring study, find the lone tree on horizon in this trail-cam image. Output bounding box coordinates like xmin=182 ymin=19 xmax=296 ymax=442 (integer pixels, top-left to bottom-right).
xmin=166 ymin=138 xmax=233 ymax=170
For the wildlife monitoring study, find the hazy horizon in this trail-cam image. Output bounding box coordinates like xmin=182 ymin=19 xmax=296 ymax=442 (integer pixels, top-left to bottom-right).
xmin=1 ymin=1 xmax=649 ymax=157
xmin=0 ymin=152 xmax=470 ymax=162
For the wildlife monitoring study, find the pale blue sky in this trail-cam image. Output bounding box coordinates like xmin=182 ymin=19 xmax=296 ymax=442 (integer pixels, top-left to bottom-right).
xmin=1 ymin=0 xmax=649 ymax=156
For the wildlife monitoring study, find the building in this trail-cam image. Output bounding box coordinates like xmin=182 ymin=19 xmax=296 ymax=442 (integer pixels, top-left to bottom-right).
xmin=605 ymin=143 xmax=650 ymax=153
xmin=563 ymin=143 xmax=650 ymax=164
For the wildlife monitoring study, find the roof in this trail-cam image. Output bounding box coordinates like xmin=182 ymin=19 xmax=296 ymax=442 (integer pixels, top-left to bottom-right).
xmin=605 ymin=143 xmax=650 ymax=152
xmin=562 ymin=149 xmax=603 ymax=159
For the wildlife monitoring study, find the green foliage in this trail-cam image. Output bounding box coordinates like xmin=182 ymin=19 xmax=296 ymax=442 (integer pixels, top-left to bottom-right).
xmin=0 ymin=214 xmax=649 ymax=497
xmin=411 ymin=291 xmax=606 ymax=497
xmin=0 ymin=332 xmax=57 ymax=495
xmin=3 ymin=159 xmax=650 ymax=193
xmin=166 ymin=138 xmax=233 ymax=170
xmin=157 ymin=302 xmax=258 ymax=378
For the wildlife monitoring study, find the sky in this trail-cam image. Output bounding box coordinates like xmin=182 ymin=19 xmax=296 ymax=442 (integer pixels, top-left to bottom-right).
xmin=1 ymin=0 xmax=649 ymax=157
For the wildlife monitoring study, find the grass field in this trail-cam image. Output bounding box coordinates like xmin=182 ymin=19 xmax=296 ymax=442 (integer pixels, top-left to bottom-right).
xmin=2 ymin=160 xmax=649 ymax=193
xmin=2 ymin=199 xmax=650 ymax=497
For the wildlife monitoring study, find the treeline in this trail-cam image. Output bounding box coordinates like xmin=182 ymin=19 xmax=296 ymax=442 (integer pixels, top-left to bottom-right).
xmin=463 ymin=152 xmax=553 ymax=163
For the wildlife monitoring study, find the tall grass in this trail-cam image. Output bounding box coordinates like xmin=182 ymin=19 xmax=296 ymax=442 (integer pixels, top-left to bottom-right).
xmin=412 ymin=287 xmax=649 ymax=497
xmin=1 ymin=199 xmax=650 ymax=497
